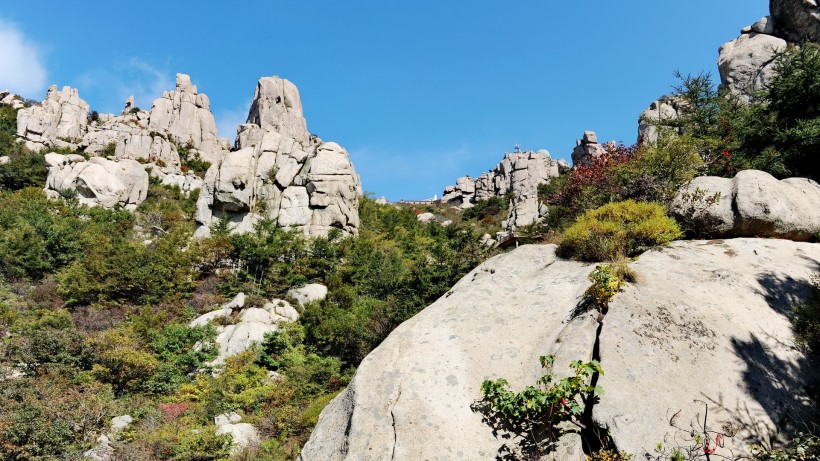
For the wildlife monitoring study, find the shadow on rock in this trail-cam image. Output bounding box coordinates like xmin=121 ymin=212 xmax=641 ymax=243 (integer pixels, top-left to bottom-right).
xmin=730 ymin=333 xmax=820 ymax=443
xmin=470 ymin=399 xmax=559 ymax=461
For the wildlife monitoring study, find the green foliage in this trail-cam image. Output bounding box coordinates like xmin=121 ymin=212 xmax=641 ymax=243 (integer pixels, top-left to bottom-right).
xmin=559 ymin=200 xmax=682 ymax=261
xmin=751 ymin=434 xmax=820 ymax=461
xmin=0 ymin=188 xmax=125 ymax=281
xmin=653 ymin=47 xmax=820 ymax=181
xmin=480 ymin=356 xmax=603 ymax=456
xmin=103 ymin=141 xmax=117 ymax=157
xmin=462 ymin=196 xmax=509 ymax=221
xmin=144 ymin=323 xmax=218 ymax=393
xmin=545 ymin=140 xmax=703 ymax=233
xmin=177 ymin=143 xmax=212 ymax=177
xmin=585 ymin=264 xmax=625 ymax=310
xmin=793 ymin=275 xmax=820 ymax=356
xmin=0 ymin=374 xmax=114 ymax=461
xmin=0 ymin=104 xmax=46 ymax=192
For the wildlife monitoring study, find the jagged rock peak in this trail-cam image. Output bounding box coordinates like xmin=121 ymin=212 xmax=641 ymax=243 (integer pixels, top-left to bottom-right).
xmin=16 ymin=85 xmax=90 ymax=152
xmin=195 ymin=76 xmax=361 ymax=239
xmin=147 ymin=73 xmax=227 ymax=164
xmin=571 ymin=130 xmax=607 ymax=166
xmin=241 ymin=76 xmax=309 ymax=146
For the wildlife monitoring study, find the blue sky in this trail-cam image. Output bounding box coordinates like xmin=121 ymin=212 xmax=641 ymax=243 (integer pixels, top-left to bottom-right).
xmin=0 ymin=1 xmax=768 ymax=200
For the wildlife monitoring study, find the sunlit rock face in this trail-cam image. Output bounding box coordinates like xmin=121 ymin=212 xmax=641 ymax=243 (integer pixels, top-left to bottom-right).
xmin=195 ymin=76 xmax=361 ymax=238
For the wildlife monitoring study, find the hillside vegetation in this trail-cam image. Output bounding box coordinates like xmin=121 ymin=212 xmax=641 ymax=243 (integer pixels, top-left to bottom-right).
xmin=0 ymin=42 xmax=819 ymax=461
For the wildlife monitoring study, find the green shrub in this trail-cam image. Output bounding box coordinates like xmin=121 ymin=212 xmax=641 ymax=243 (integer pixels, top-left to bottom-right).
xmin=559 ymin=201 xmax=681 ymax=261
xmin=480 ymin=356 xmax=603 ymax=457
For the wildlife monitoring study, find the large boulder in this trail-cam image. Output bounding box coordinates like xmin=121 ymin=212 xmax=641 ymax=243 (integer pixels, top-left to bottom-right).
xmin=44 ymin=153 xmax=148 ymax=210
xmin=16 ymin=85 xmax=89 ymax=152
xmin=215 ymin=412 xmax=261 ymax=454
xmin=189 ymin=294 xmax=299 ymax=366
xmin=671 ymin=170 xmax=820 ymax=240
xmin=195 ymin=78 xmax=361 ymax=238
xmin=300 ymin=240 xmax=820 ymax=460
xmin=718 ymin=32 xmax=787 ymax=101
xmin=771 ymin=0 xmax=820 ymax=42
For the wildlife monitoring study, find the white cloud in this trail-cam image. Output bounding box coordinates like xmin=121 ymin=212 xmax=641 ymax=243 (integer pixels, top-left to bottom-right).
xmin=215 ymin=102 xmax=250 ymax=142
xmin=0 ymin=19 xmax=47 ymax=98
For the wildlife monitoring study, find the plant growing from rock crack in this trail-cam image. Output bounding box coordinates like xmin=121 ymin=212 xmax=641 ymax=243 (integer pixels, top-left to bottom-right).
xmin=478 ymin=355 xmax=603 ymax=458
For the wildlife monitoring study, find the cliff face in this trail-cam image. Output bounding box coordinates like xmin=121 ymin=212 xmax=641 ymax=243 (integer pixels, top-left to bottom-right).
xmin=300 ymin=239 xmax=820 ymax=460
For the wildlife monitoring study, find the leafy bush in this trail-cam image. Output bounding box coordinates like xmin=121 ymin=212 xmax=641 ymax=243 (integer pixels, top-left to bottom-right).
xmin=480 ymin=356 xmax=603 ymax=457
xmin=752 ymin=434 xmax=820 ymax=461
xmin=462 ymin=196 xmax=509 ymax=221
xmin=545 ymin=140 xmax=703 ymax=231
xmin=559 ymin=200 xmax=681 ymax=261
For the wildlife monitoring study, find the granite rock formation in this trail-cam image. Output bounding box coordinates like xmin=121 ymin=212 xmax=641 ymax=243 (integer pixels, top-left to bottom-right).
xmin=194 ymin=77 xmax=361 ymax=238
xmin=300 ymin=240 xmax=820 ymax=460
xmin=671 ymin=169 xmax=820 ymax=241
xmin=44 ymin=153 xmax=148 ymax=210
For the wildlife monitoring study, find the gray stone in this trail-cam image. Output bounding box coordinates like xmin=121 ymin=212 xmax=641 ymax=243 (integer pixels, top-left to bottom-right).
xmin=44 ymin=154 xmax=149 ymax=209
xmin=147 ymin=73 xmax=227 ymax=165
xmin=17 ymin=85 xmax=89 ymax=152
xmin=189 ymin=293 xmax=298 ymax=367
xmin=243 ymin=76 xmax=310 ymax=146
xmin=638 ymin=96 xmax=685 ymax=144
xmin=300 ymin=246 xmax=597 ymax=460
xmin=718 ymin=33 xmax=787 ymax=101
xmin=442 ymin=150 xmax=560 ymax=210
xmin=751 ymin=15 xmax=777 ymax=35
xmin=772 ymin=0 xmax=820 ymax=41
xmin=288 ymin=284 xmax=328 ymax=307
xmin=195 ymin=78 xmax=361 ymax=238
xmin=571 ymin=130 xmax=607 ymax=166
xmin=671 ymin=170 xmax=820 ymax=240
xmin=215 ymin=412 xmax=261 ymax=454
xmin=301 ymin=241 xmax=820 ymax=460
xmin=416 ymin=212 xmax=435 ymax=223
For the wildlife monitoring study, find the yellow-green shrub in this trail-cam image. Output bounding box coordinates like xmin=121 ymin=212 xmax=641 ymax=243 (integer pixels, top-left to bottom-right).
xmin=559 ymin=200 xmax=681 ymax=261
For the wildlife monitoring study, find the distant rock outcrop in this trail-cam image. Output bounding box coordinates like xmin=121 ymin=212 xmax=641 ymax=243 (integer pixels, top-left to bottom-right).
xmin=0 ymin=90 xmax=25 ymax=109
xmin=570 ymin=130 xmax=607 ymax=166
xmin=300 ymin=240 xmax=820 ymax=460
xmin=442 ymin=149 xmax=560 ymax=232
xmin=17 ymin=85 xmax=89 ymax=152
xmin=637 ymin=96 xmax=685 ymax=144
xmin=44 ymin=153 xmax=148 ymax=210
xmin=190 ymin=293 xmax=300 ymax=367
xmin=195 ymin=76 xmax=361 ymax=238
xmin=671 ymin=169 xmax=820 ymax=241
xmin=16 ymin=73 xmax=226 ymax=198
xmin=147 ymin=73 xmax=228 ymax=165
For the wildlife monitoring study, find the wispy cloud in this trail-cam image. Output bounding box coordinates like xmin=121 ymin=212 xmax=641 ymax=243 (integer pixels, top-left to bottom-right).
xmin=215 ymin=101 xmax=250 ymax=142
xmin=76 ymin=58 xmax=173 ymax=113
xmin=0 ymin=18 xmax=47 ymax=98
